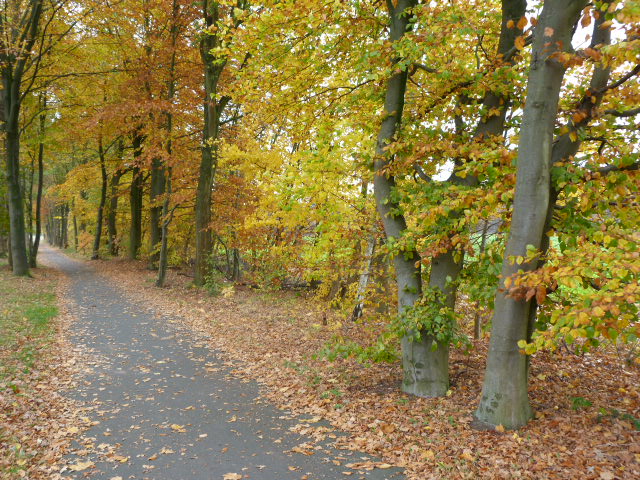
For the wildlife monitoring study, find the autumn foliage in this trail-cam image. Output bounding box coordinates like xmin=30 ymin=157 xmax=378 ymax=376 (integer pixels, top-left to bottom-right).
xmin=1 ymin=0 xmax=639 ymax=464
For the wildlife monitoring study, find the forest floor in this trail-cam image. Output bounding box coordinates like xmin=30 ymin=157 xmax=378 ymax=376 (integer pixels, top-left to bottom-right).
xmin=89 ymin=256 xmax=640 ymax=480
xmin=2 ymin=246 xmax=640 ymax=480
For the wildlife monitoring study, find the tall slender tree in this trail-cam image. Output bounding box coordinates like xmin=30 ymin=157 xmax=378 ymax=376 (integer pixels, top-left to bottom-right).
xmin=194 ymin=0 xmax=247 ymax=286
xmin=475 ymin=0 xmax=587 ymax=429
xmin=1 ymin=0 xmax=45 ymax=275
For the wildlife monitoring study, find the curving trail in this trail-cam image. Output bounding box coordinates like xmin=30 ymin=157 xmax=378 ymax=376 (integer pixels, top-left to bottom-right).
xmin=40 ymin=244 xmax=402 ymax=480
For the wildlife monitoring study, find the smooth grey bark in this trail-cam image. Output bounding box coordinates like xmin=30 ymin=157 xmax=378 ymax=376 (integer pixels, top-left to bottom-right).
xmin=422 ymin=0 xmax=526 ymax=386
xmin=92 ymin=135 xmax=108 ymax=259
xmin=373 ymin=0 xmax=449 ymax=397
xmin=475 ymin=0 xmax=587 ymax=429
xmin=525 ymin=13 xmax=612 ymax=353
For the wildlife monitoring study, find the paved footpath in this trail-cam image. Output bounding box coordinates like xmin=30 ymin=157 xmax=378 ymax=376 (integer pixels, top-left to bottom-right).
xmin=41 ymin=244 xmax=402 ymax=480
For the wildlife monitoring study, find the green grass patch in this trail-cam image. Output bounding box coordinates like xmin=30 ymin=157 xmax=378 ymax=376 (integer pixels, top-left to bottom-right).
xmin=0 ymin=259 xmax=58 ymax=381
xmin=0 ymin=260 xmax=60 ymax=477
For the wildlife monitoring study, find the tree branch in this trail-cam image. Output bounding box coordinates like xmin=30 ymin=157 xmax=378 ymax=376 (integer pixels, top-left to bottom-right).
xmin=604 ymin=106 xmax=640 ymax=117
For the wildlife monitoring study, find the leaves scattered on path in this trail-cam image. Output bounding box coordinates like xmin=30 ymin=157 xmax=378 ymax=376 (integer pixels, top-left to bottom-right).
xmin=93 ymin=258 xmax=639 ymax=479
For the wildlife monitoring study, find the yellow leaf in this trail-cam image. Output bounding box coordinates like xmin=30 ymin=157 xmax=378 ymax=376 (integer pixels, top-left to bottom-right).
xmin=495 ymin=424 xmax=505 ymax=433
xmin=461 ymin=449 xmax=475 ymax=461
xmin=223 ymin=474 xmax=242 ymax=480
xmin=422 ymin=449 xmax=435 ymax=460
xmin=69 ymin=460 xmax=95 ymax=471
xmin=517 ymin=16 xmax=528 ymax=30
xmin=515 ymin=36 xmax=526 ymax=50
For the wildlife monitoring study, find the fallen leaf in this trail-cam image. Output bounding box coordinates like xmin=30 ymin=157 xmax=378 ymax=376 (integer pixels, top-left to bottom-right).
xmin=170 ymin=423 xmax=186 ymax=432
xmin=223 ymin=473 xmax=242 ymax=480
xmin=69 ymin=460 xmax=94 ymax=471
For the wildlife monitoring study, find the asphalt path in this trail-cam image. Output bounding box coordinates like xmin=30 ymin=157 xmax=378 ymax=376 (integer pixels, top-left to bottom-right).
xmin=41 ymin=244 xmax=403 ymax=480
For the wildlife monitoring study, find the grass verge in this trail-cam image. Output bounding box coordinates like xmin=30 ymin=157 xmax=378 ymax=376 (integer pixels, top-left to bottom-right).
xmin=0 ymin=259 xmax=63 ymax=478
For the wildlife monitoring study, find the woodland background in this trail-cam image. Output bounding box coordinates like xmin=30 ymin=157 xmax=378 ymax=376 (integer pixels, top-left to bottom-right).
xmin=1 ymin=0 xmax=639 ymax=467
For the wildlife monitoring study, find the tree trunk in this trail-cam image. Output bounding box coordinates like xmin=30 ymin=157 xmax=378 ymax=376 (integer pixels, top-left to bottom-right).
xmin=149 ymin=156 xmax=165 ymax=266
xmin=231 ymin=247 xmax=241 ymax=281
xmin=156 ymin=0 xmax=180 ymax=287
xmin=473 ymin=219 xmax=491 ymax=339
xmin=129 ymin=132 xmax=144 ymax=260
xmin=92 ymin=135 xmax=108 ymax=259
xmin=107 ymin=167 xmax=123 ymax=256
xmin=374 ymin=0 xmax=448 ymax=397
xmin=29 ymin=97 xmax=45 ymax=268
xmin=351 ymin=233 xmax=376 ymax=321
xmin=2 ymin=86 xmax=29 ymax=275
xmin=156 ymin=166 xmax=172 ymax=287
xmin=194 ymin=62 xmax=220 ymax=285
xmin=0 ymin=0 xmax=44 ymax=276
xmin=525 ymin=12 xmax=611 ymax=366
xmin=61 ymin=204 xmax=69 ymax=249
xmin=72 ymin=209 xmax=78 ymax=251
xmin=194 ymin=1 xmax=234 ymax=286
xmin=27 ymin=155 xmax=34 ymax=259
xmin=424 ymin=0 xmax=527 ymax=381
xmin=129 ymin=165 xmax=143 ymax=259
xmin=475 ymin=0 xmax=587 ymax=430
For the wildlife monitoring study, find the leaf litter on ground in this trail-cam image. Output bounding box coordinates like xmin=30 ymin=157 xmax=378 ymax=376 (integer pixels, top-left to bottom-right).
xmin=72 ymin=258 xmax=640 ymax=478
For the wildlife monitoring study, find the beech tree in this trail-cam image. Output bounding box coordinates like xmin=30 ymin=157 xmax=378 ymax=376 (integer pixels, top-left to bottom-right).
xmin=194 ymin=0 xmax=249 ymax=286
xmin=1 ymin=0 xmax=46 ymax=275
xmin=475 ymin=0 xmax=589 ymax=429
